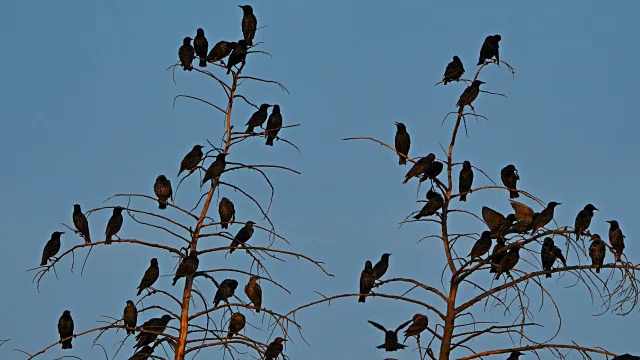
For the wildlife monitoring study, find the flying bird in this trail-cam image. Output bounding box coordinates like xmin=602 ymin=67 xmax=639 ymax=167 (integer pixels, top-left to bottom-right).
xmin=607 ymin=220 xmax=625 ymax=262
xmin=134 ymin=315 xmax=172 ymax=349
xmin=394 ymin=122 xmax=411 ymax=165
xmin=137 ymin=258 xmax=160 ymax=296
xmin=245 ymin=103 xmax=271 ymax=133
xmin=105 ymin=206 xmax=125 ymax=244
xmin=153 ymin=175 xmax=172 ymax=210
xmin=574 ymin=204 xmax=598 ymax=240
xmin=458 ymin=160 xmax=474 ymax=201
xmin=41 ymin=231 xmax=64 ymax=266
xmin=501 ymin=164 xmax=520 ymax=198
xmin=541 ymin=237 xmax=566 ymax=278
xmin=469 ymin=231 xmax=492 ymax=260
xmin=72 ymin=204 xmax=91 ymax=243
xmin=456 ymin=80 xmax=484 ymax=112
xmin=227 ymin=312 xmax=246 ymax=338
xmin=207 ymin=41 xmax=237 ymax=64
xmin=230 ymin=221 xmax=255 ymax=253
xmin=172 ymin=251 xmax=199 ymax=286
xmin=403 ymin=153 xmax=435 ymax=184
xmin=202 ymin=153 xmax=228 ymax=185
xmin=226 ymin=40 xmax=248 ymax=74
xmin=478 ymin=35 xmax=502 ymax=66
xmin=194 ymin=28 xmax=208 ymax=67
xmin=403 ymin=314 xmax=429 ymax=342
xmin=589 ymin=234 xmax=606 ymax=273
xmin=239 ymin=5 xmax=257 ymax=46
xmin=368 ymin=319 xmax=412 ymax=351
xmin=530 ymin=202 xmax=561 ymax=234
xmin=244 ymin=275 xmax=262 ymax=312
xmin=58 ymin=310 xmax=74 ymax=349
xmin=214 ymin=279 xmax=239 ymax=307
xmin=264 ymin=337 xmax=286 ymax=360
xmin=443 ymin=56 xmax=465 ymax=85
xmin=178 ymin=37 xmax=194 ymax=71
xmin=414 ymin=189 xmax=444 ymax=219
xmin=265 ymin=105 xmax=283 ymax=146
xmin=218 ymin=197 xmax=236 ymax=229
xmin=358 ymin=260 xmax=375 ymax=303
xmin=123 ymin=300 xmax=138 ymax=335
xmin=178 ymin=145 xmax=204 ymax=177
xmin=494 ymin=246 xmax=521 ymax=280
xmin=372 ymin=253 xmax=391 ymax=280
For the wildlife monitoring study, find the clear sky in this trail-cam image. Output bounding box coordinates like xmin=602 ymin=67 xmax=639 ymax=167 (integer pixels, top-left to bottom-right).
xmin=1 ymin=1 xmax=639 ymax=359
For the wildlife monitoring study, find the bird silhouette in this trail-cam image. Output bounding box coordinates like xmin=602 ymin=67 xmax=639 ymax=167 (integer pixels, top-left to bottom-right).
xmin=72 ymin=204 xmax=91 ymax=243
xmin=368 ymin=319 xmax=412 ymax=351
xmin=394 ymin=122 xmax=411 ymax=165
xmin=58 ymin=310 xmax=74 ymax=349
xmin=443 ymin=56 xmax=465 ymax=85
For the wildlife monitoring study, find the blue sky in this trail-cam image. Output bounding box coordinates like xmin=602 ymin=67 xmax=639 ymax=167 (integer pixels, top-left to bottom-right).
xmin=1 ymin=0 xmax=639 ymax=359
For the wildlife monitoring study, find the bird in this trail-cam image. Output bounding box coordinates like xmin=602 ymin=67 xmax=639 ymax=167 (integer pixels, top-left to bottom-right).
xmin=589 ymin=234 xmax=606 ymax=273
xmin=123 ymin=300 xmax=138 ymax=335
xmin=506 ymin=351 xmax=524 ymax=360
xmin=394 ymin=122 xmax=411 ymax=165
xmin=134 ymin=315 xmax=172 ymax=349
xmin=478 ymin=35 xmax=502 ymax=66
xmin=245 ymin=103 xmax=271 ymax=133
xmin=72 ymin=204 xmax=91 ymax=243
xmin=456 ymin=80 xmax=484 ymax=112
xmin=403 ymin=153 xmax=435 ymax=184
xmin=403 ymin=314 xmax=429 ymax=342
xmin=178 ymin=145 xmax=204 ymax=177
xmin=202 ymin=153 xmax=228 ymax=185
xmin=137 ymin=258 xmax=160 ymax=296
xmin=226 ymin=39 xmax=248 ymax=74
xmin=227 ymin=312 xmax=246 ymax=338
xmin=105 ymin=206 xmax=125 ymax=244
xmin=358 ymin=260 xmax=375 ymax=303
xmin=230 ymin=221 xmax=255 ymax=253
xmin=509 ymin=200 xmax=535 ymax=233
xmin=41 ymin=231 xmax=64 ymax=266
xmin=501 ymin=164 xmax=520 ymax=198
xmin=469 ymin=231 xmax=492 ymax=260
xmin=129 ymin=346 xmax=154 ymax=360
xmin=458 ymin=160 xmax=474 ymax=201
xmin=368 ymin=319 xmax=412 ymax=351
xmin=574 ymin=204 xmax=598 ymax=241
xmin=612 ymin=354 xmax=640 ymax=360
xmin=194 ymin=28 xmax=208 ymax=67
xmin=442 ymin=56 xmax=465 ymax=85
xmin=172 ymin=251 xmax=199 ymax=286
xmin=530 ymin=202 xmax=561 ymax=234
xmin=58 ymin=310 xmax=74 ymax=349
xmin=207 ymin=41 xmax=236 ymax=64
xmin=419 ymin=161 xmax=444 ymax=182
xmin=153 ymin=175 xmax=172 ymax=210
xmin=265 ymin=105 xmax=283 ymax=146
xmin=482 ymin=206 xmax=511 ymax=239
xmin=244 ymin=275 xmax=262 ymax=312
xmin=489 ymin=238 xmax=507 ymax=274
xmin=607 ymin=220 xmax=625 ymax=262
xmin=218 ymin=197 xmax=236 ymax=229
xmin=239 ymin=5 xmax=257 ymax=46
xmin=541 ymin=237 xmax=566 ymax=278
xmin=214 ymin=279 xmax=239 ymax=307
xmin=178 ymin=37 xmax=194 ymax=71
xmin=414 ymin=189 xmax=444 ymax=219
xmin=372 ymin=253 xmax=391 ymax=280
xmin=264 ymin=337 xmax=286 ymax=360
xmin=494 ymin=246 xmax=521 ymax=280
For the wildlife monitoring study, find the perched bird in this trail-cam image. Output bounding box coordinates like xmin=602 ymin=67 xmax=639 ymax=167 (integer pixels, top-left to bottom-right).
xmin=244 ymin=275 xmax=262 ymax=312
xmin=134 ymin=315 xmax=172 ymax=349
xmin=456 ymin=80 xmax=484 ymax=112
xmin=230 ymin=221 xmax=255 ymax=253
xmin=172 ymin=251 xmax=199 ymax=286
xmin=494 ymin=246 xmax=521 ymax=280
xmin=509 ymin=200 xmax=535 ymax=233
xmin=218 ymin=197 xmax=236 ymax=229
xmin=239 ymin=5 xmax=257 ymax=46
xmin=264 ymin=337 xmax=286 ymax=360
xmin=469 ymin=231 xmax=492 ymax=260
xmin=442 ymin=56 xmax=465 ymax=85
xmin=226 ymin=40 xmax=248 ymax=74
xmin=394 ymin=122 xmax=411 ymax=165
xmin=478 ymin=35 xmax=502 ymax=66
xmin=123 ymin=300 xmax=138 ymax=335
xmin=41 ymin=231 xmax=64 ymax=266
xmin=207 ymin=41 xmax=237 ymax=64
xmin=612 ymin=354 xmax=640 ymax=360
xmin=607 ymin=220 xmax=625 ymax=262
xmin=178 ymin=37 xmax=194 ymax=71
xmin=419 ymin=161 xmax=444 ymax=182
xmin=414 ymin=189 xmax=444 ymax=219
xmin=245 ymin=103 xmax=271 ymax=133
xmin=403 ymin=153 xmax=435 ymax=184
xmin=506 ymin=351 xmax=524 ymax=360
xmin=227 ymin=312 xmax=246 ymax=338
xmin=137 ymin=258 xmax=160 ymax=296
xmin=403 ymin=314 xmax=429 ymax=342
xmin=372 ymin=253 xmax=391 ymax=280
xmin=72 ymin=204 xmax=91 ymax=243
xmin=489 ymin=238 xmax=507 ymax=273
xmin=358 ymin=260 xmax=375 ymax=303
xmin=589 ymin=234 xmax=606 ymax=274
xmin=541 ymin=237 xmax=566 ymax=278
xmin=368 ymin=320 xmax=412 ymax=351
xmin=129 ymin=346 xmax=154 ymax=360
xmin=458 ymin=160 xmax=474 ymax=201
xmin=482 ymin=206 xmax=511 ymax=239
xmin=214 ymin=279 xmax=239 ymax=307
xmin=178 ymin=145 xmax=204 ymax=177
xmin=265 ymin=105 xmax=283 ymax=146
xmin=105 ymin=206 xmax=125 ymax=245
xmin=202 ymin=153 xmax=228 ymax=185
xmin=530 ymin=202 xmax=561 ymax=234
xmin=574 ymin=204 xmax=598 ymax=240
xmin=153 ymin=175 xmax=172 ymax=210
xmin=58 ymin=310 xmax=74 ymax=349
xmin=194 ymin=28 xmax=208 ymax=67
xmin=501 ymin=164 xmax=520 ymax=198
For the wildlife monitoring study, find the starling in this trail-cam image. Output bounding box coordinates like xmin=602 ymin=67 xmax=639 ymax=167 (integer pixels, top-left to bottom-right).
xmin=372 ymin=253 xmax=391 ymax=281
xmin=494 ymin=246 xmax=521 ymax=280
xmin=227 ymin=312 xmax=246 ymax=338
xmin=194 ymin=28 xmax=208 ymax=67
xmin=239 ymin=5 xmax=257 ymax=46
xmin=178 ymin=37 xmax=194 ymax=71
xmin=358 ymin=260 xmax=375 ymax=303
xmin=72 ymin=204 xmax=91 ymax=244
xmin=153 ymin=175 xmax=172 ymax=210
xmin=41 ymin=231 xmax=64 ymax=266
xmin=478 ymin=35 xmax=502 ymax=66
xmin=178 ymin=145 xmax=204 ymax=177
xmin=265 ymin=105 xmax=283 ymax=146
xmin=394 ymin=122 xmax=411 ymax=165
xmin=574 ymin=204 xmax=598 ymax=241
xmin=482 ymin=206 xmax=507 ymax=239
xmin=202 ymin=153 xmax=228 ymax=185
xmin=509 ymin=200 xmax=534 ymax=233
xmin=541 ymin=237 xmax=566 ymax=278
xmin=607 ymin=220 xmax=625 ymax=262
xmin=58 ymin=310 xmax=74 ymax=349
xmin=129 ymin=346 xmax=154 ymax=360
xmin=214 ymin=279 xmax=239 ymax=307
xmin=172 ymin=251 xmax=199 ymax=286
xmin=105 ymin=206 xmax=125 ymax=245
xmin=456 ymin=80 xmax=484 ymax=112
xmin=245 ymin=103 xmax=271 ymax=133
xmin=403 ymin=314 xmax=429 ymax=342
xmin=207 ymin=41 xmax=236 ymax=64
xmin=137 ymin=258 xmax=160 ymax=296
xmin=226 ymin=40 xmax=248 ymax=74
xmin=530 ymin=202 xmax=561 ymax=234
xmin=403 ymin=153 xmax=435 ymax=184
xmin=244 ymin=275 xmax=262 ymax=312
xmin=469 ymin=231 xmax=492 ymax=260
xmin=264 ymin=337 xmax=286 ymax=360
xmin=230 ymin=221 xmax=255 ymax=253
xmin=419 ymin=161 xmax=444 ymax=182
xmin=442 ymin=56 xmax=465 ymax=85
xmin=489 ymin=238 xmax=507 ymax=273
xmin=414 ymin=189 xmax=444 ymax=219
xmin=501 ymin=164 xmax=520 ymax=198
xmin=218 ymin=197 xmax=236 ymax=229
xmin=458 ymin=160 xmax=474 ymax=201
xmin=134 ymin=315 xmax=172 ymax=349
xmin=368 ymin=320 xmax=412 ymax=352
xmin=589 ymin=235 xmax=606 ymax=274
xmin=506 ymin=351 xmax=524 ymax=360
xmin=123 ymin=300 xmax=138 ymax=335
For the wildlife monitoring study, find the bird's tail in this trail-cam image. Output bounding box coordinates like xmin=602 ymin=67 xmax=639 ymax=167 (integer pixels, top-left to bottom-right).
xmin=105 ymin=235 xmax=112 ymax=245
xmin=575 ymin=231 xmax=580 ymax=241
xmin=494 ymin=272 xmax=501 ymax=280
xmin=226 ymin=66 xmax=232 ymax=75
xmin=199 ymin=58 xmax=207 ymax=67
xmin=158 ymin=200 xmax=167 ymax=210
xmin=596 ymin=267 xmax=601 ymax=274
xmin=221 ymin=222 xmax=228 ymax=229
xmin=402 ymin=176 xmax=410 ymax=184
xmin=172 ymin=276 xmax=178 ymax=286
xmin=245 ymin=125 xmax=254 ymax=133
xmin=127 ymin=329 xmax=134 ymax=335
xmin=255 ymin=308 xmax=260 ymax=313
xmin=477 ymin=59 xmax=484 ymax=66
xmin=510 ymin=190 xmax=519 ymax=198
xmin=358 ymin=295 xmax=366 ymax=303
xmin=227 ymin=332 xmax=234 ymax=339
xmin=229 ymin=241 xmax=237 ymax=253
xmin=40 ymin=257 xmax=47 ymax=266
xmin=413 ymin=214 xmax=422 ymax=220
xmin=137 ymin=287 xmax=143 ymax=296
xmin=460 ymin=193 xmax=467 ymax=202
xmin=399 ymin=156 xmax=406 ymax=165
xmin=84 ymin=233 xmax=92 ymax=244
xmin=546 ymin=272 xmax=552 ymax=278
xmin=266 ymin=136 xmax=274 ymax=146
xmin=61 ymin=339 xmax=73 ymax=349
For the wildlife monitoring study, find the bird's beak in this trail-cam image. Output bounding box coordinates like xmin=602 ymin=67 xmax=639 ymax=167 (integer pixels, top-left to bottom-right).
xmin=594 ymin=207 xmax=599 ymax=211
xmin=606 ymin=220 xmax=612 ymax=223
